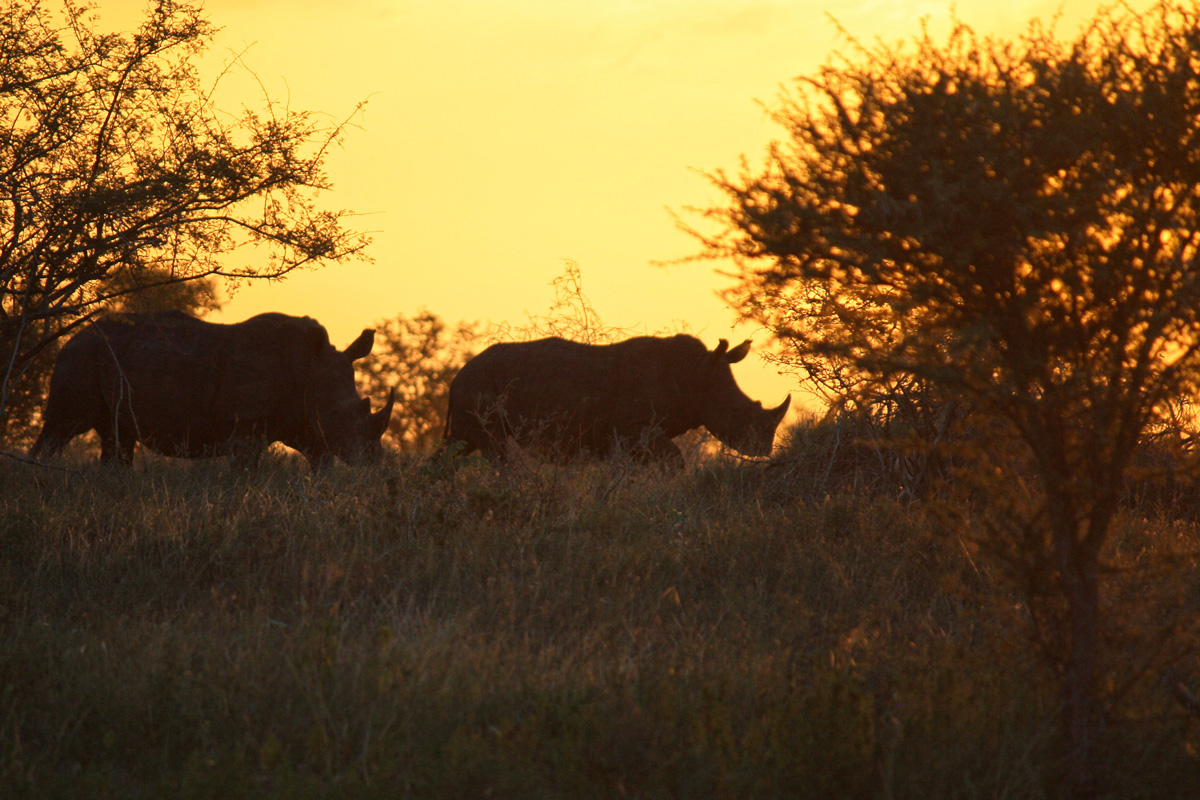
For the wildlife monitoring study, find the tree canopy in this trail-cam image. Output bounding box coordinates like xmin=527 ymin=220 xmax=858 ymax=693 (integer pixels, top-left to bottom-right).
xmin=0 ymin=0 xmax=369 ymax=433
xmin=693 ymin=2 xmax=1200 ymax=793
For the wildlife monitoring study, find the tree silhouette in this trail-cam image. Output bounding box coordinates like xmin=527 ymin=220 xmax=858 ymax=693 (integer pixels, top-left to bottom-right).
xmin=0 ymin=0 xmax=370 ymax=438
xmin=692 ymin=2 xmax=1200 ymax=793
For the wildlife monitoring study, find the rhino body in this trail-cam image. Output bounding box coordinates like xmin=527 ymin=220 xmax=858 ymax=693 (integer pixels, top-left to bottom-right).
xmin=30 ymin=311 xmax=393 ymax=468
xmin=444 ymin=334 xmax=790 ymax=463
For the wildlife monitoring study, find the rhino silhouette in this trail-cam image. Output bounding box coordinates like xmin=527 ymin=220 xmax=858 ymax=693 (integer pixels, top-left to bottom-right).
xmin=444 ymin=334 xmax=789 ymax=464
xmin=31 ymin=310 xmax=394 ymax=468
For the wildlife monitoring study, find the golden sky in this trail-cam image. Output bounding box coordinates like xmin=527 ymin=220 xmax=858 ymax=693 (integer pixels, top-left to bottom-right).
xmin=99 ymin=0 xmax=1136 ymax=408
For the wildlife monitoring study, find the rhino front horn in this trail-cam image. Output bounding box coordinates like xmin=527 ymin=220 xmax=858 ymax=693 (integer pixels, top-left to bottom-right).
xmin=770 ymin=394 xmax=791 ymax=421
xmin=375 ymin=387 xmax=396 ymax=432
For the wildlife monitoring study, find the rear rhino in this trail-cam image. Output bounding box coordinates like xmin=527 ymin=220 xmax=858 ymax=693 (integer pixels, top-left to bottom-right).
xmin=31 ymin=311 xmax=394 ymax=468
xmin=444 ymin=334 xmax=790 ymax=464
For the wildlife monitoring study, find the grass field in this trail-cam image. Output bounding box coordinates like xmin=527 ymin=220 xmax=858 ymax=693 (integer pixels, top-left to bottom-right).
xmin=2 ymin=431 xmax=1199 ymax=798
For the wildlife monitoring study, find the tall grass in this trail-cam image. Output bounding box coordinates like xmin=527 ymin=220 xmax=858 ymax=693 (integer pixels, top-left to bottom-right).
xmin=1 ymin=433 xmax=1198 ymax=798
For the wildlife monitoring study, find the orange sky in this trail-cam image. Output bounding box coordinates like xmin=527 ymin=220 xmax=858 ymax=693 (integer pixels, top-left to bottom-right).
xmin=99 ymin=0 xmax=1138 ymax=410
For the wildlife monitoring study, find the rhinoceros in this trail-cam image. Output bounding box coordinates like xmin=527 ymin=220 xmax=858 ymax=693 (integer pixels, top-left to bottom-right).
xmin=30 ymin=310 xmax=394 ymax=468
xmin=443 ymin=334 xmax=790 ymax=463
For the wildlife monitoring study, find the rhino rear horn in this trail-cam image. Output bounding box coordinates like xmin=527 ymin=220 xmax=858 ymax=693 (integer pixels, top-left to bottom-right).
xmin=344 ymin=329 xmax=376 ymax=361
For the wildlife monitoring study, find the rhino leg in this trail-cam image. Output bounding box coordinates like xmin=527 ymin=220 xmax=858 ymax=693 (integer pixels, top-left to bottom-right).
xmin=29 ymin=420 xmax=88 ymax=460
xmin=445 ymin=403 xmax=511 ymax=463
xmin=29 ymin=430 xmax=63 ymax=460
xmin=445 ymin=427 xmax=505 ymax=462
xmin=99 ymin=426 xmax=136 ymax=466
xmin=29 ymin=385 xmax=98 ymax=459
xmin=228 ymin=438 xmax=268 ymax=470
xmin=305 ymin=450 xmax=335 ymax=471
xmin=454 ymin=430 xmax=509 ymax=463
xmin=479 ymin=437 xmax=509 ymax=463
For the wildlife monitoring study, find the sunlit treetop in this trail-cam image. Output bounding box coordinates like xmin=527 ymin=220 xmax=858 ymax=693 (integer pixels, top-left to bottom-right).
xmin=701 ymin=1 xmax=1200 ymax=414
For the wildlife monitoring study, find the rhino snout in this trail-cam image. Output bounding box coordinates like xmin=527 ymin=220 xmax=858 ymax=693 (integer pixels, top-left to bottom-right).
xmin=726 ymin=394 xmax=791 ymax=458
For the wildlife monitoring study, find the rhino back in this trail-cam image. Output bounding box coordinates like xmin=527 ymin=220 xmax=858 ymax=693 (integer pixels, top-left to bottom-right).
xmin=96 ymin=312 xmax=301 ymax=454
xmin=456 ymin=336 xmax=699 ymax=439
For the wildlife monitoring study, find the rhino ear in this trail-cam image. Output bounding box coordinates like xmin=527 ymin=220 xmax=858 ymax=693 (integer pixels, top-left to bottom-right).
xmin=726 ymin=340 xmax=752 ymax=364
xmin=343 ymin=329 xmax=375 ymax=361
xmin=712 ymin=339 xmax=729 ymax=359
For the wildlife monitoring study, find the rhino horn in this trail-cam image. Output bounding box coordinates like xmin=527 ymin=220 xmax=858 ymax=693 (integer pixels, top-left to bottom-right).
xmin=374 ymin=387 xmax=396 ymax=432
xmin=769 ymin=394 xmax=791 ymax=422
xmin=344 ymin=329 xmax=376 ymax=361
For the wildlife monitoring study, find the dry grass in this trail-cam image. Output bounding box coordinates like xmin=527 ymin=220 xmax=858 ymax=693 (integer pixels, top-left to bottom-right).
xmin=1 ymin=432 xmax=1199 ymax=798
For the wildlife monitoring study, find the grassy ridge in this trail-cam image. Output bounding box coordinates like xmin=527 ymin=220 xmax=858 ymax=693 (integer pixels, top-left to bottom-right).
xmin=1 ymin=448 xmax=1197 ymax=798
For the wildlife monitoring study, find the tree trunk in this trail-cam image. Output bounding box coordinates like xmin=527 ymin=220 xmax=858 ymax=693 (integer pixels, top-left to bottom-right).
xmin=1056 ymin=524 xmax=1102 ymax=799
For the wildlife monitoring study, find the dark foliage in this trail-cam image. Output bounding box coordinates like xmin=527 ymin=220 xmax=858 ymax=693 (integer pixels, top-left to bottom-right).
xmin=692 ymin=3 xmax=1200 ymax=793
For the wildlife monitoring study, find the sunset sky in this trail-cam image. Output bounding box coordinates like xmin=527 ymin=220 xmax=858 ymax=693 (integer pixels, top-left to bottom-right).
xmin=100 ymin=0 xmax=1145 ymax=408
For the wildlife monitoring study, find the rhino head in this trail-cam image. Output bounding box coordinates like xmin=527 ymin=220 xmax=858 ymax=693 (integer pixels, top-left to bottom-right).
xmin=302 ymin=328 xmax=394 ymax=467
xmin=693 ymin=339 xmax=790 ymax=458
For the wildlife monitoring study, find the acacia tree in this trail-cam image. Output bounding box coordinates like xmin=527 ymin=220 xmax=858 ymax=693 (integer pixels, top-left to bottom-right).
xmin=0 ymin=0 xmax=369 ymax=438
xmin=693 ymin=2 xmax=1200 ymax=793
